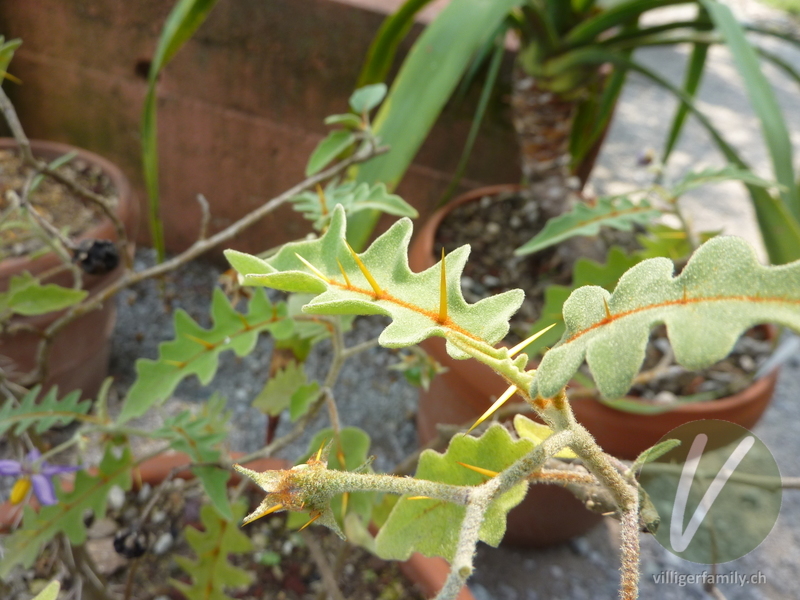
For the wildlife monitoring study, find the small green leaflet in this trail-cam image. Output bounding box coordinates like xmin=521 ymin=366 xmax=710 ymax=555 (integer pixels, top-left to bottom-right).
xmin=375 ymin=424 xmax=532 ymax=561
xmin=305 ymin=130 xmax=356 ymax=177
xmin=531 ymin=236 xmax=800 ymax=400
xmin=0 ymin=273 xmax=87 ymax=317
xmin=349 ymin=83 xmax=388 ymax=114
xmin=120 ymin=289 xmax=292 ymax=422
xmin=252 ymin=360 xmax=320 ymax=421
xmin=225 ymin=205 xmax=524 ymax=360
xmin=515 ymin=196 xmax=661 ymax=256
xmin=172 ymin=502 xmax=253 ymax=600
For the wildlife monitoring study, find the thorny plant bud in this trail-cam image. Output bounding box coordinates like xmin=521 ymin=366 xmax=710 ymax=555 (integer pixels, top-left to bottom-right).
xmin=234 ymin=443 xmax=345 ymax=539
xmin=73 ymin=239 xmax=120 ymax=275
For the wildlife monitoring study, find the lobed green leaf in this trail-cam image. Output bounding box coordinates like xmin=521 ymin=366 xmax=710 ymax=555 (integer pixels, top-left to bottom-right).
xmin=120 ymin=289 xmax=292 ymax=422
xmin=0 ymin=386 xmax=91 ymax=436
xmin=225 ymin=206 xmax=524 ymax=359
xmin=290 ymin=180 xmax=417 ymax=232
xmin=375 ymin=424 xmax=531 ymax=561
xmin=305 ymin=130 xmax=356 ymax=177
xmin=531 ymin=236 xmax=800 ymax=400
xmin=171 ymin=502 xmax=253 ymax=600
xmin=515 ymin=196 xmax=661 ymax=256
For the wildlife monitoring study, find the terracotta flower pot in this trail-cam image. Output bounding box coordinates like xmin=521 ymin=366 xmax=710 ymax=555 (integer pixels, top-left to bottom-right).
xmin=0 ymin=451 xmax=474 ymax=600
xmin=407 ymin=184 xmax=779 ymax=543
xmin=0 ymin=139 xmax=138 ymax=400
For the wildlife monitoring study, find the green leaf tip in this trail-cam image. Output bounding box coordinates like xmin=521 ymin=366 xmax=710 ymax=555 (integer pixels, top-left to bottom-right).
xmin=227 ymin=205 xmax=524 ymax=359
xmin=531 ymin=236 xmax=800 ymax=400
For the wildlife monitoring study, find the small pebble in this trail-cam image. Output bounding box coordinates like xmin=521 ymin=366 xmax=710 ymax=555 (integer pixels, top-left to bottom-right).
xmin=107 ymin=485 xmax=126 ymax=511
xmin=482 ymin=275 xmax=501 ymax=287
xmin=485 ymin=222 xmax=501 ymax=235
xmin=151 ymin=509 xmax=167 ymax=524
xmin=137 ymin=483 xmax=152 ymax=504
xmin=739 ymin=354 xmax=756 ymax=372
xmin=152 ymin=532 xmax=173 ymax=555
xmin=509 ymin=215 xmax=522 ymax=228
xmin=281 ymin=539 xmax=294 ymax=555
xmin=653 ymin=391 xmax=677 ymax=404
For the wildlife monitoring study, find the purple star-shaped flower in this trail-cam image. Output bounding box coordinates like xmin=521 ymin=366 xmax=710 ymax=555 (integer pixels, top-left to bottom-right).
xmin=0 ymin=449 xmax=81 ymax=505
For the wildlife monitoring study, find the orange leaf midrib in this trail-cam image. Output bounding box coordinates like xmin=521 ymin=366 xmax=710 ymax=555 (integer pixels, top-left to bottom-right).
xmin=564 ymin=293 xmax=799 ymax=345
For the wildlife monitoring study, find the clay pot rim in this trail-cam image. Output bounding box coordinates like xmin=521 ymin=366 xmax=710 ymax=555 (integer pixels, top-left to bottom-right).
xmin=413 ymin=184 xmax=522 ymax=272
xmin=411 ymin=183 xmax=780 ymax=417
xmin=0 ymin=138 xmax=137 ymax=281
xmin=0 ymin=451 xmax=474 ymax=600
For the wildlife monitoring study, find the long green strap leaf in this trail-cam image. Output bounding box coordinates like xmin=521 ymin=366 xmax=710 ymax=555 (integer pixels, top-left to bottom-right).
xmin=356 ymin=0 xmax=437 ymax=87
xmin=142 ymin=0 xmax=220 ymax=262
xmin=548 ymin=47 xmax=800 ymax=264
xmin=701 ymin=0 xmax=799 ymax=219
xmin=348 ymin=0 xmax=524 ymax=250
xmin=661 ymin=38 xmax=709 ymax=163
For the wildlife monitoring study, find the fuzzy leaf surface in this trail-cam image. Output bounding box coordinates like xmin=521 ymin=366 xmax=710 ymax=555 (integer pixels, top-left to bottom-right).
xmin=290 ymin=180 xmax=417 ymax=231
xmin=172 ymin=502 xmax=253 ymax=600
xmin=515 ymin=196 xmax=661 ymax=256
xmin=121 ymin=289 xmax=292 ymax=422
xmin=525 ymin=246 xmax=641 ymax=356
xmin=0 ymin=446 xmax=132 ymax=578
xmin=225 ymin=206 xmax=524 ymax=359
xmin=531 ymin=236 xmax=800 ymax=399
xmin=0 ymin=386 xmax=90 ymax=436
xmin=375 ymin=424 xmax=532 ymax=561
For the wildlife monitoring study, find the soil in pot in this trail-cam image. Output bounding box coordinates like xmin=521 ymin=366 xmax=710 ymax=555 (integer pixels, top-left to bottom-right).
xmin=0 ymin=478 xmax=427 ymax=600
xmin=0 ymin=148 xmax=117 ymax=259
xmin=0 ymin=140 xmax=136 ymax=400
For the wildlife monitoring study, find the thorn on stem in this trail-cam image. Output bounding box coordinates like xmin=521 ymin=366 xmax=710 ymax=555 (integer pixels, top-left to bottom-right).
xmin=456 ymin=461 xmax=498 ymax=478
xmin=466 ymin=385 xmax=517 ymax=435
xmin=602 ymin=297 xmax=612 ymax=320
xmin=299 ymin=511 xmax=322 ymax=532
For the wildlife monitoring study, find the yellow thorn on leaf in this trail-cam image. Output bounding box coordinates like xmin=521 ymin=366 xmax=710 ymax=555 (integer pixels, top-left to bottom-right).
xmin=164 ymin=360 xmax=187 ymax=368
xmin=602 ymin=297 xmax=612 ymax=320
xmin=295 ymin=253 xmax=330 ymax=283
xmin=466 ymin=385 xmax=517 ymax=435
xmin=242 ymin=503 xmax=284 ymax=526
xmin=438 ymin=247 xmax=448 ymax=324
xmin=456 ymin=461 xmax=498 ymax=478
xmin=341 ymin=492 xmax=349 ymax=519
xmin=184 ymin=334 xmax=216 ymax=350
xmin=315 ymin=441 xmax=326 ymax=463
xmin=345 ymin=242 xmax=382 ymax=297
xmin=337 ymin=259 xmax=352 ymax=288
xmin=406 ymin=496 xmax=432 ymax=501
xmin=299 ymin=511 xmax=322 ymax=531
xmin=508 ymin=323 xmax=557 ymax=357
